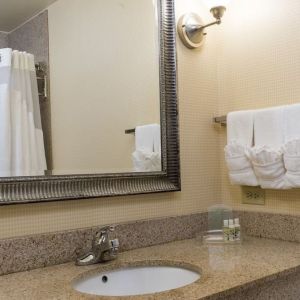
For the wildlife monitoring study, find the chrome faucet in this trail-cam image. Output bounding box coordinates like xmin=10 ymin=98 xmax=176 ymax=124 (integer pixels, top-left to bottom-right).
xmin=76 ymin=226 xmax=119 ymax=266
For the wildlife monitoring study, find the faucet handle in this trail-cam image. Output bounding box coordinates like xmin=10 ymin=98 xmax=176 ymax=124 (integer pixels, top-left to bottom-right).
xmin=100 ymin=225 xmax=115 ymax=233
xmin=93 ymin=226 xmax=115 ymax=246
xmin=111 ymin=238 xmax=119 ymax=249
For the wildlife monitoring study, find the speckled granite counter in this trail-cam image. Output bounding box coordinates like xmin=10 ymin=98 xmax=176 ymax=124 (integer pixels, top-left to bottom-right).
xmin=0 ymin=237 xmax=299 ymax=300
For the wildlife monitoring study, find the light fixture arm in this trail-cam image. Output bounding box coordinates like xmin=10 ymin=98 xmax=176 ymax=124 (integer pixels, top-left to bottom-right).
xmin=197 ymin=18 xmax=221 ymax=30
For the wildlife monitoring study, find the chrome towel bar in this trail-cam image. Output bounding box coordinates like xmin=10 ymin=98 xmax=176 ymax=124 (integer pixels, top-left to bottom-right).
xmin=213 ymin=115 xmax=227 ymax=126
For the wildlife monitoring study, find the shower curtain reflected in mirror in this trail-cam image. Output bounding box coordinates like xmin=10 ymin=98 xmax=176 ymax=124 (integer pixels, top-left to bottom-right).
xmin=0 ymin=48 xmax=47 ymax=177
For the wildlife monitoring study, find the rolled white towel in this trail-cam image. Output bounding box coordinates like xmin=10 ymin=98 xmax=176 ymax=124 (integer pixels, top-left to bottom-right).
xmin=283 ymin=139 xmax=300 ymax=188
xmin=132 ymin=150 xmax=161 ymax=172
xmin=247 ymin=146 xmax=289 ymax=189
xmin=282 ymin=104 xmax=300 ymax=188
xmin=225 ymin=141 xmax=258 ymax=186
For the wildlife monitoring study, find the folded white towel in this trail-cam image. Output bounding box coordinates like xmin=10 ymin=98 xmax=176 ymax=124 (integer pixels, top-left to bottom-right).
xmin=281 ymin=105 xmax=300 ymax=187
xmin=282 ymin=140 xmax=300 ymax=187
xmin=282 ymin=104 xmax=300 ymax=188
xmin=224 ymin=111 xmax=258 ymax=186
xmin=250 ymin=106 xmax=288 ymax=189
xmin=132 ymin=124 xmax=161 ymax=172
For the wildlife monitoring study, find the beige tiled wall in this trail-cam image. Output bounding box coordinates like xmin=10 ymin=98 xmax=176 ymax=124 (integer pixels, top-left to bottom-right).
xmin=218 ymin=0 xmax=300 ymax=215
xmin=2 ymin=0 xmax=299 ymax=240
xmin=0 ymin=0 xmax=221 ymax=239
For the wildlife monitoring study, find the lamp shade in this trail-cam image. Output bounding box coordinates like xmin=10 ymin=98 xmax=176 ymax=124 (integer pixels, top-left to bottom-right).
xmin=202 ymin=0 xmax=230 ymax=10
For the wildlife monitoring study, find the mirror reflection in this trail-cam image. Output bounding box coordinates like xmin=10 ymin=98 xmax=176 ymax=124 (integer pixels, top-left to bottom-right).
xmin=0 ymin=0 xmax=162 ymax=177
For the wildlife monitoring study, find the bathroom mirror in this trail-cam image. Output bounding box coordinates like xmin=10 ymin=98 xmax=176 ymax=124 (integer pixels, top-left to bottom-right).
xmin=0 ymin=0 xmax=180 ymax=204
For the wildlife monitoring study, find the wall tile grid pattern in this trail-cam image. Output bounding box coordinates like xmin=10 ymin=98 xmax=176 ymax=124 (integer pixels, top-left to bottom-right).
xmin=217 ymin=0 xmax=300 ymax=215
xmin=1 ymin=0 xmax=300 ymax=242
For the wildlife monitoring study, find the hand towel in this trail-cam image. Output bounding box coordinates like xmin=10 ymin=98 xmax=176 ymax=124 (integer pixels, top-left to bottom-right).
xmin=132 ymin=124 xmax=161 ymax=172
xmin=227 ymin=110 xmax=255 ymax=147
xmin=153 ymin=124 xmax=161 ymax=154
xmin=282 ymin=104 xmax=300 ymax=187
xmin=135 ymin=125 xmax=156 ymax=152
xmin=224 ymin=110 xmax=258 ymax=186
xmin=249 ymin=106 xmax=288 ymax=189
xmin=254 ymin=106 xmax=285 ymax=149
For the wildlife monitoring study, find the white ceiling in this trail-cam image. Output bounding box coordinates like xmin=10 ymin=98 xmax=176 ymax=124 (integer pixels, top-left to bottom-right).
xmin=0 ymin=0 xmax=57 ymax=32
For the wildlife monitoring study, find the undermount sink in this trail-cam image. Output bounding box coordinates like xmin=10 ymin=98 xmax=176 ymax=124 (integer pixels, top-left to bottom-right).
xmin=72 ymin=263 xmax=201 ymax=297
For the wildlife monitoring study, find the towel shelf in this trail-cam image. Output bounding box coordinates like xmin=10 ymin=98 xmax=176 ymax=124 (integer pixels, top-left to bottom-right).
xmin=213 ymin=115 xmax=227 ymax=126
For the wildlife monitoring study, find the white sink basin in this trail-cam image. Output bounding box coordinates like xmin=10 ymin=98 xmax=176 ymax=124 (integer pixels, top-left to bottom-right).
xmin=73 ymin=265 xmax=201 ymax=297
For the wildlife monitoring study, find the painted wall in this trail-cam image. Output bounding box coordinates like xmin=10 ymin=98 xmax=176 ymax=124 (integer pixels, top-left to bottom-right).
xmin=0 ymin=0 xmax=221 ymax=239
xmin=218 ymin=0 xmax=300 ymax=215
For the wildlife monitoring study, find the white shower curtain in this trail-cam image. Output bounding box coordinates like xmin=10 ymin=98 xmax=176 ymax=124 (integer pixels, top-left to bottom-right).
xmin=0 ymin=48 xmax=47 ymax=177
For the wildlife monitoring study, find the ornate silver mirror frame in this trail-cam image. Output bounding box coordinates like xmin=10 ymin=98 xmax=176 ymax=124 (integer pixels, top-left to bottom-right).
xmin=0 ymin=0 xmax=180 ymax=205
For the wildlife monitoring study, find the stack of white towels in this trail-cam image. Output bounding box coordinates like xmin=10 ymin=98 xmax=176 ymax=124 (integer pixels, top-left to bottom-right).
xmin=225 ymin=104 xmax=300 ymax=189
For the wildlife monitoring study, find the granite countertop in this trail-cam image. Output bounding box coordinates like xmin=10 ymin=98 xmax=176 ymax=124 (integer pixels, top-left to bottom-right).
xmin=0 ymin=237 xmax=299 ymax=300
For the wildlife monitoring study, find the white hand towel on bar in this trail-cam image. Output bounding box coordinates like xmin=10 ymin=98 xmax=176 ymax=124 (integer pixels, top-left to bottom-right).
xmin=248 ymin=106 xmax=288 ymax=189
xmin=227 ymin=110 xmax=254 ymax=146
xmin=282 ymin=104 xmax=300 ymax=188
xmin=132 ymin=124 xmax=161 ymax=172
xmin=224 ymin=110 xmax=258 ymax=186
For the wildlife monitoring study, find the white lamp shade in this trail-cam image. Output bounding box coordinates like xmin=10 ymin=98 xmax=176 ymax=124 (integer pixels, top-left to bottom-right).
xmin=202 ymin=0 xmax=230 ymax=10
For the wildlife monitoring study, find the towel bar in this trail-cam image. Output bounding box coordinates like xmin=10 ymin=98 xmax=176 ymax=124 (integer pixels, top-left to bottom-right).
xmin=125 ymin=128 xmax=135 ymax=134
xmin=213 ymin=115 xmax=227 ymax=126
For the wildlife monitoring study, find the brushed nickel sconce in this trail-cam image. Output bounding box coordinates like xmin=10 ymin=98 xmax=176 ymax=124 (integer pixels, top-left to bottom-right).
xmin=177 ymin=0 xmax=230 ymax=49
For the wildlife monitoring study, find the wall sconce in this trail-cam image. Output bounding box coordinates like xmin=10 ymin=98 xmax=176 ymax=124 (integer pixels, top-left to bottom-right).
xmin=177 ymin=0 xmax=230 ymax=49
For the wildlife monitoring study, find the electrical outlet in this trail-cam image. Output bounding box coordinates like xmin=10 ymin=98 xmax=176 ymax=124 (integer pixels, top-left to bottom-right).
xmin=242 ymin=186 xmax=265 ymax=205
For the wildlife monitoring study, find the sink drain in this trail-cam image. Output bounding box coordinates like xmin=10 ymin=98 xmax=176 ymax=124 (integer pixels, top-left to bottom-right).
xmin=102 ymin=275 xmax=108 ymax=283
